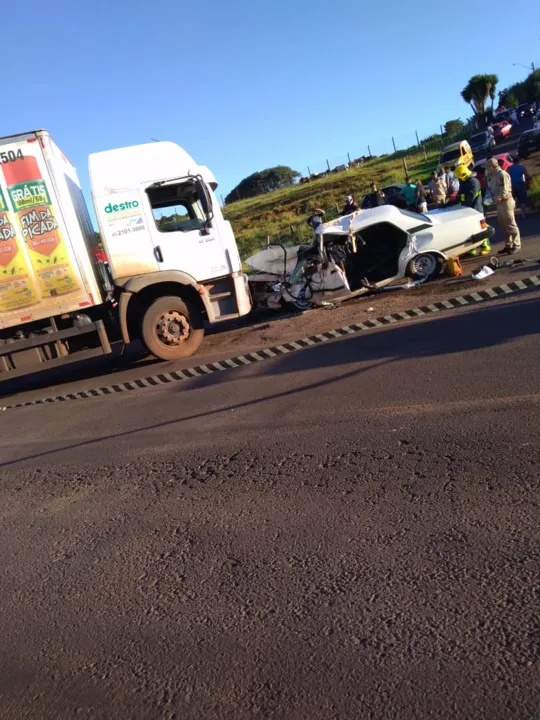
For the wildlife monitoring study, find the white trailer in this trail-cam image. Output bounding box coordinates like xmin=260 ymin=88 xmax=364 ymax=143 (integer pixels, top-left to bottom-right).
xmin=0 ymin=130 xmax=251 ymax=379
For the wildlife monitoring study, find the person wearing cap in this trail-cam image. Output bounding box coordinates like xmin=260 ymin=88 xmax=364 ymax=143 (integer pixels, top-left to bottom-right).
xmin=454 ymin=163 xmax=490 ymax=255
xmin=486 ymin=157 xmax=521 ymax=254
xmin=363 ymin=182 xmax=385 ymax=209
xmin=341 ymin=194 xmax=358 ymax=216
xmin=306 ymin=207 xmax=326 ymax=232
xmin=507 ymin=155 xmax=530 ymax=217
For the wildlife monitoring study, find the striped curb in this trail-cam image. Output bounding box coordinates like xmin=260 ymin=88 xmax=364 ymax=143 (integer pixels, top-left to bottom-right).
xmin=2 ymin=274 xmax=540 ymax=411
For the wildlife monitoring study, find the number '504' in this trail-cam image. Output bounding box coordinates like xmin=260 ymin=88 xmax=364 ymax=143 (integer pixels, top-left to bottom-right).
xmin=0 ymin=149 xmax=24 ymax=163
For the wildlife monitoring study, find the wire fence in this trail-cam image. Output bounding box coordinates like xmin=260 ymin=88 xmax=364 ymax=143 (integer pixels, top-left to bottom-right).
xmin=298 ymin=120 xmax=478 ymax=181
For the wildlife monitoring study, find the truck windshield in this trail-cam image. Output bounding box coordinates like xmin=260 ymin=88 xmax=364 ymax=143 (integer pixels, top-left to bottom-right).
xmin=147 ymin=180 xmax=206 ymax=233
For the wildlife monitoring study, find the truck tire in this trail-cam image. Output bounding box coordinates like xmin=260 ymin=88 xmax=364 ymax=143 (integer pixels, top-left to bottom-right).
xmin=141 ymin=296 xmax=204 ymax=360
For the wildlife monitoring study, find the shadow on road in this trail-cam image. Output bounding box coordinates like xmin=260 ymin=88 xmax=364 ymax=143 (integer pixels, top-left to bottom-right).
xmin=2 ymin=295 xmax=539 ymax=469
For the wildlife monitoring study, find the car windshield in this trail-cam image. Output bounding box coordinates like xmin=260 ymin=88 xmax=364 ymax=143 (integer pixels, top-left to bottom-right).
xmin=470 ymin=133 xmax=487 ymax=142
xmin=440 ymin=148 xmax=460 ymax=163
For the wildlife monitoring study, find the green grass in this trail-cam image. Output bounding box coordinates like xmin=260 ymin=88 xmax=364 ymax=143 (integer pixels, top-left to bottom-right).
xmin=223 ymin=145 xmax=443 ymax=260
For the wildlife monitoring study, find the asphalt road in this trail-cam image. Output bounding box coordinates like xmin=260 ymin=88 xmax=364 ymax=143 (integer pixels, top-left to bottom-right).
xmin=1 ymin=293 xmax=539 ymax=719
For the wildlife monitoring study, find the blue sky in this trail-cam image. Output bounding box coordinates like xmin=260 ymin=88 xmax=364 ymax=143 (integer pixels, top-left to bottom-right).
xmin=2 ymin=0 xmax=538 ymax=210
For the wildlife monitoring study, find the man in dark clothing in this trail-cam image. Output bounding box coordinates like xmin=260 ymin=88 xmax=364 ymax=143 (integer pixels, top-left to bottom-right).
xmin=306 ymin=207 xmax=326 ymax=232
xmin=341 ymin=194 xmax=358 ymax=216
xmin=362 ymin=182 xmax=386 ymax=209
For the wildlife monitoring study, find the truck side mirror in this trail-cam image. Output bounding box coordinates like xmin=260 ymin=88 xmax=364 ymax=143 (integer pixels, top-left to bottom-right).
xmin=196 ymin=176 xmax=214 ymax=224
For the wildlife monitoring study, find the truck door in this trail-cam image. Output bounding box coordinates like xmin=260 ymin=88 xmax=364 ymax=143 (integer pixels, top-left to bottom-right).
xmin=144 ymin=178 xmax=230 ymax=281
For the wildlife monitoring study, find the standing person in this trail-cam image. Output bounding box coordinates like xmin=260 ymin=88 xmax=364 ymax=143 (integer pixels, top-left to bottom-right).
xmin=306 ymin=207 xmax=326 ymax=232
xmin=444 ymin=166 xmax=455 ymax=191
xmin=454 ymin=163 xmax=491 ymax=255
xmin=507 ymin=155 xmax=530 ymax=217
xmin=446 ymin=172 xmax=460 ymax=204
xmin=510 ymin=108 xmax=519 ymax=126
xmin=485 ymin=157 xmax=521 ymax=255
xmin=341 ymin=194 xmax=358 ymax=216
xmin=415 ymin=179 xmax=428 ymax=213
xmin=428 ymin=171 xmax=446 ymax=207
xmin=399 ymin=177 xmax=417 ymax=210
xmin=439 ymin=167 xmax=447 ymax=189
xmin=363 ymin=182 xmax=385 ymax=209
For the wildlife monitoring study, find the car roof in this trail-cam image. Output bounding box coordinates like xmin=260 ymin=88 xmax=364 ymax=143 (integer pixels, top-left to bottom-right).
xmin=318 ymin=205 xmax=417 ymax=236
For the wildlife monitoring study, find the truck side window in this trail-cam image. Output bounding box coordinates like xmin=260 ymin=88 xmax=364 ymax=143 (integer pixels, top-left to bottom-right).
xmin=146 ymin=181 xmax=205 ymax=233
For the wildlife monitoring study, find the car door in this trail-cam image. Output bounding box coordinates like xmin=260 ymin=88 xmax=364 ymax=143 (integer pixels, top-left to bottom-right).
xmin=143 ymin=178 xmax=230 ymax=281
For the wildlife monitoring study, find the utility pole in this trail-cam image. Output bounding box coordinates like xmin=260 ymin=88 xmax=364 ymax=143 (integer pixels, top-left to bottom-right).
xmin=368 ymin=145 xmax=372 ymax=157
xmin=402 ymin=156 xmax=408 ymax=178
xmin=392 ymin=137 xmax=397 ymax=153
xmin=415 ymin=130 xmax=420 ymax=148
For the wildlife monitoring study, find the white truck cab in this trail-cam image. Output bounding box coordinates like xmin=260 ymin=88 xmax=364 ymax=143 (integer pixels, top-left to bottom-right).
xmin=90 ymin=141 xmax=251 ymax=359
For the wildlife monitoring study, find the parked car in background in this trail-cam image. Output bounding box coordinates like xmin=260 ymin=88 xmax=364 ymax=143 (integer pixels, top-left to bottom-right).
xmin=492 ymin=121 xmax=512 ymax=142
xmin=517 ymin=127 xmax=540 ymax=158
xmin=469 ymin=130 xmax=496 ymax=154
xmin=517 ymin=102 xmax=533 ymax=118
xmin=360 ymin=184 xmax=406 ymax=209
xmin=473 ymin=153 xmax=514 ymax=192
xmin=439 ymin=140 xmax=474 ymax=170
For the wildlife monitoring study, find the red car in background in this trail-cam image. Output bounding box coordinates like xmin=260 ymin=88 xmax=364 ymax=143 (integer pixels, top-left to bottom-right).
xmin=492 ymin=120 xmax=512 ymax=142
xmin=473 ymin=153 xmax=514 ymax=191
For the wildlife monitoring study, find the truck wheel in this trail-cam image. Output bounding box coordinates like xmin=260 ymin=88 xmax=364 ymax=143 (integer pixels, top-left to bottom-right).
xmin=141 ymin=296 xmax=204 ymax=360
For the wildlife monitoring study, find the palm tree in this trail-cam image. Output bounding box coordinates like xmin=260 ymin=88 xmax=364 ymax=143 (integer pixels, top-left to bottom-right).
xmin=461 ymin=74 xmax=499 ymax=116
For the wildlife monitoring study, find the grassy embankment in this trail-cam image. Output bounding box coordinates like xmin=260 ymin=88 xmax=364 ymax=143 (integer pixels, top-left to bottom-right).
xmin=223 ymin=146 xmax=441 ymax=261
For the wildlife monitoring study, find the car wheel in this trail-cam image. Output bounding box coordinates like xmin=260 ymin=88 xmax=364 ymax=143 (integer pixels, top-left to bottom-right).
xmin=407 ymin=253 xmax=442 ymax=281
xmin=292 ymin=285 xmax=313 ymax=311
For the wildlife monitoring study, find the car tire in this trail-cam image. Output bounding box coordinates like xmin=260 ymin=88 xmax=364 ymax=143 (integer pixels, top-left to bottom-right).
xmin=407 ymin=253 xmax=443 ymax=281
xmin=141 ymin=295 xmax=204 ymax=360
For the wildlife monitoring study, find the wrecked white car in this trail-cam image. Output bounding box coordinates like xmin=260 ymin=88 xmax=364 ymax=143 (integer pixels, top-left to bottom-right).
xmin=247 ymin=205 xmax=494 ymax=309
